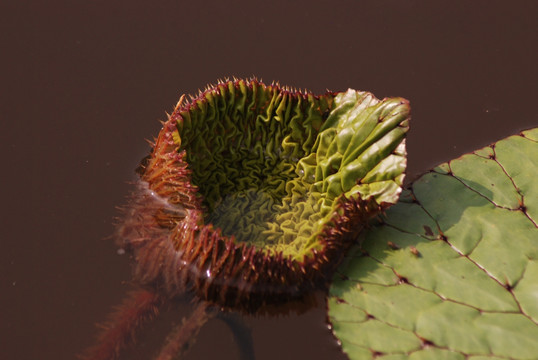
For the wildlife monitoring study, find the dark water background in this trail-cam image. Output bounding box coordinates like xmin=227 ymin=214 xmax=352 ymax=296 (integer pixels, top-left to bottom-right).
xmin=1 ymin=1 xmax=537 ymax=359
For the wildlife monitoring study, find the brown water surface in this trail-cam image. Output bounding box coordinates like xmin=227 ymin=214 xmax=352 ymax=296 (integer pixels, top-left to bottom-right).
xmin=1 ymin=1 xmax=537 ymax=359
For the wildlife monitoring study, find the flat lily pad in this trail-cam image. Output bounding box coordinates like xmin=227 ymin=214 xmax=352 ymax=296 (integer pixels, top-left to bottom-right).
xmin=328 ymin=129 xmax=538 ymax=359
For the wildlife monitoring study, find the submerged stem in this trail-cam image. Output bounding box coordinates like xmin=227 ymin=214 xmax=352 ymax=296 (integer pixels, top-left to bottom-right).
xmin=154 ymin=301 xmax=217 ymax=360
xmin=82 ymin=288 xmax=163 ymax=360
xmin=218 ymin=312 xmax=255 ymax=360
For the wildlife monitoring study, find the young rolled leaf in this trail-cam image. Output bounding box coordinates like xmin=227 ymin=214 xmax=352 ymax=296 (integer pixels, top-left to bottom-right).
xmin=117 ymin=78 xmax=410 ymax=311
xmin=328 ymin=128 xmax=538 ymax=359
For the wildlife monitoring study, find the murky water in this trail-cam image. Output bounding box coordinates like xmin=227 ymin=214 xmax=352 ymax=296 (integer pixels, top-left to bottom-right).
xmin=2 ymin=1 xmax=537 ymax=359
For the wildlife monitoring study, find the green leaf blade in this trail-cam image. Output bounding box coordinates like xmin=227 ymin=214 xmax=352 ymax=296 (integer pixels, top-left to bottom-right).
xmin=328 ymin=128 xmax=538 ymax=360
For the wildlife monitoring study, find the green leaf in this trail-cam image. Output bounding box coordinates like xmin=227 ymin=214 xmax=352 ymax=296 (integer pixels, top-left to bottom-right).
xmin=328 ymin=129 xmax=538 ymax=360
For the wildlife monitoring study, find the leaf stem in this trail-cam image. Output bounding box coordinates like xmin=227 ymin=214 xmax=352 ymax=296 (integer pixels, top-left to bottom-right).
xmin=154 ymin=301 xmax=217 ymax=360
xmin=81 ymin=288 xmax=163 ymax=360
xmin=218 ymin=312 xmax=255 ymax=360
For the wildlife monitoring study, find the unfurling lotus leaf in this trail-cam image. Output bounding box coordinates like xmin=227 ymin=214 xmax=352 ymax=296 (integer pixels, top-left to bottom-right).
xmin=117 ymin=78 xmax=410 ymax=311
xmin=328 ymin=128 xmax=538 ymax=359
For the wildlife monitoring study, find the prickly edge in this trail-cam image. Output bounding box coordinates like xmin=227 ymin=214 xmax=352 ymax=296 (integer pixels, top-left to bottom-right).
xmin=116 ymin=78 xmax=410 ymax=312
